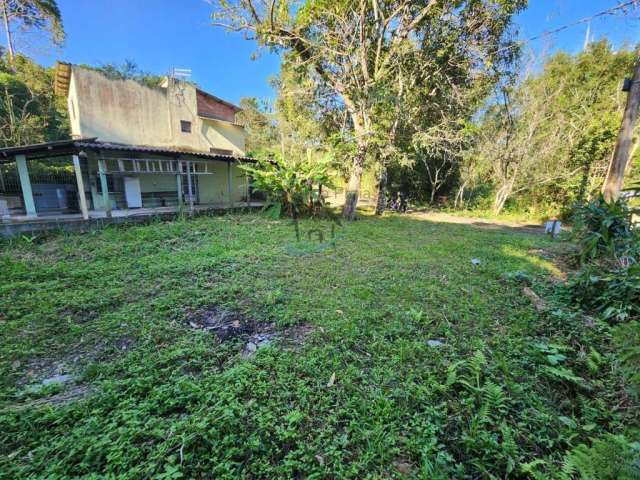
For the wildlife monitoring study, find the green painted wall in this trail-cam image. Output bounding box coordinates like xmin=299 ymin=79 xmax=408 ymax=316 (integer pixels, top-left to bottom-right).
xmin=198 ymin=162 xmax=247 ymax=204
xmin=198 ymin=161 xmax=227 ymax=204
xmin=138 ymin=173 xmax=176 ymax=193
xmin=231 ymin=164 xmax=249 ymax=203
xmin=84 ymin=157 xmax=247 ymax=209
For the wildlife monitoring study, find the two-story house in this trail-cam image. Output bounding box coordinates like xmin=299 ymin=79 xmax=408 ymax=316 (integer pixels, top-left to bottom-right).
xmin=0 ymin=63 xmax=257 ymax=233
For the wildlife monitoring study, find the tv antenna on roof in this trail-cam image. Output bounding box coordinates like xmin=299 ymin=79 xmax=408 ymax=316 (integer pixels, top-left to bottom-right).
xmin=170 ymin=67 xmax=192 ymax=81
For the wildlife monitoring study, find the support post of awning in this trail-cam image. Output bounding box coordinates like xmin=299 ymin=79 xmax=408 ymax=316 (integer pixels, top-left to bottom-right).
xmin=97 ymin=158 xmax=112 ymax=218
xmin=176 ymin=160 xmax=183 ymax=208
xmin=186 ymin=160 xmax=194 ymax=213
xmin=227 ymin=161 xmax=234 ymax=208
xmin=15 ymin=154 xmax=36 ymax=217
xmin=72 ymin=154 xmax=89 ymax=220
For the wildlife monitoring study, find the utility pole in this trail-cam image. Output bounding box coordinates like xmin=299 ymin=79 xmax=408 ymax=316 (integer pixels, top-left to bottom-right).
xmin=602 ymin=57 xmax=640 ymax=202
xmin=583 ymin=21 xmax=591 ymax=51
xmin=1 ymin=0 xmax=14 ymax=61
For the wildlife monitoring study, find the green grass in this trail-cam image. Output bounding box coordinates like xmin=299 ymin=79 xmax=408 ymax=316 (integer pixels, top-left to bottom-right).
xmin=0 ymin=212 xmax=635 ymax=478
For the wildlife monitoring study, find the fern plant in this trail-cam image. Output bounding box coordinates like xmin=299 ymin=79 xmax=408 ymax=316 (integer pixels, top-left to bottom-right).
xmin=560 ymin=434 xmax=640 ymax=480
xmin=614 ymin=321 xmax=640 ymax=399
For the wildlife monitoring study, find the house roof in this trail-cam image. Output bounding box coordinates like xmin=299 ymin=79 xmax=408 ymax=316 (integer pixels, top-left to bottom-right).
xmin=54 ymin=61 xmax=72 ymax=96
xmin=0 ymin=139 xmax=256 ymax=163
xmin=54 ymin=62 xmax=243 ymax=115
xmin=196 ymin=88 xmax=242 ymax=113
xmin=0 ymin=138 xmax=88 ymax=161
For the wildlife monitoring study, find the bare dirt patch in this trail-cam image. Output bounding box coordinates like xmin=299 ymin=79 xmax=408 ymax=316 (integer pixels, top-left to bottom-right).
xmin=186 ymin=306 xmax=315 ymax=356
xmin=16 ymin=335 xmax=136 ymax=387
xmin=5 ymin=385 xmax=93 ymax=412
xmin=18 ymin=352 xmax=90 ymax=387
xmin=7 ymin=335 xmax=136 ymax=410
xmin=186 ymin=306 xmax=261 ymax=341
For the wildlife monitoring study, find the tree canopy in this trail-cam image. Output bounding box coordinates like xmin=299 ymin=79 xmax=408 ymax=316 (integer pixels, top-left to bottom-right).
xmin=211 ymin=0 xmax=526 ymax=218
xmin=1 ymin=0 xmax=64 ymax=59
xmin=0 ymin=53 xmax=67 ymax=146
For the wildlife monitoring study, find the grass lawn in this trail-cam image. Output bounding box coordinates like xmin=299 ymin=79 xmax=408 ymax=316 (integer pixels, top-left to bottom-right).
xmin=0 ymin=212 xmax=633 ymax=478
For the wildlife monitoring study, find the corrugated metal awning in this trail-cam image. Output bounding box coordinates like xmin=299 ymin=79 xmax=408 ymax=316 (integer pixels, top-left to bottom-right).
xmin=0 ymin=139 xmax=256 ymax=164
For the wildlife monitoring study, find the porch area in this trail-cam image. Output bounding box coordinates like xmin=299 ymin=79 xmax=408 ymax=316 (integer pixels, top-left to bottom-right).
xmin=0 ymin=139 xmax=263 ymax=235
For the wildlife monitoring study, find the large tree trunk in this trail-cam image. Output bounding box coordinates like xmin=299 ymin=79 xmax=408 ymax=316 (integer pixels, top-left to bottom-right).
xmin=1 ymin=0 xmax=14 ymax=61
xmin=374 ymin=166 xmax=387 ymax=215
xmin=342 ymin=142 xmax=367 ymax=220
xmin=602 ymin=58 xmax=640 ymax=202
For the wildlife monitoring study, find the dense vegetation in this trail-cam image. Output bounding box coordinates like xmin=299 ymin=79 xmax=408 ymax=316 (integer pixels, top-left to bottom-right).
xmin=465 ymin=42 xmax=640 ymax=217
xmin=239 ymin=40 xmax=640 ymax=221
xmin=0 ymin=213 xmax=637 ymax=479
xmin=0 ymin=54 xmax=68 ymax=147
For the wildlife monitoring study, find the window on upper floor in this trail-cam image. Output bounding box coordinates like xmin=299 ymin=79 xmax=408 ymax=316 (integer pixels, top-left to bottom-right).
xmin=180 ymin=120 xmax=192 ymax=133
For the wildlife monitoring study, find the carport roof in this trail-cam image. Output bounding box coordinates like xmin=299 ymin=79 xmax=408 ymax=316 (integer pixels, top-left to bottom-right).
xmin=0 ymin=139 xmax=256 ymax=163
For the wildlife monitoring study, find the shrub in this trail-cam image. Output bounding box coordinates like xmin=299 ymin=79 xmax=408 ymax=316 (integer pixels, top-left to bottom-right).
xmin=572 ymin=195 xmax=637 ymax=264
xmin=564 ymin=195 xmax=639 ymax=323
xmin=565 ymin=264 xmax=640 ymax=323
xmin=240 ymin=157 xmax=334 ymax=219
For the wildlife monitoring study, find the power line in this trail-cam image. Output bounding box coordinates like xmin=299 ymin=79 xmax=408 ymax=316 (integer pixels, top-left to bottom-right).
xmin=500 ymin=0 xmax=640 ymax=53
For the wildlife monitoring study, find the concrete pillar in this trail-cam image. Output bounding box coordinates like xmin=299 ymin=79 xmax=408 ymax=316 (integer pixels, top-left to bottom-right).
xmin=97 ymin=158 xmax=112 ymax=218
xmin=176 ymin=160 xmax=184 ymax=206
xmin=15 ymin=154 xmax=36 ymax=217
xmin=72 ymin=154 xmax=89 ymax=220
xmin=227 ymin=161 xmax=234 ymax=208
xmin=186 ymin=161 xmax=194 ymax=212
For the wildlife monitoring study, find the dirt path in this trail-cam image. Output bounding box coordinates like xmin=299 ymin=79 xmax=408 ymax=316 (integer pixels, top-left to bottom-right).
xmin=407 ymin=211 xmax=546 ymax=235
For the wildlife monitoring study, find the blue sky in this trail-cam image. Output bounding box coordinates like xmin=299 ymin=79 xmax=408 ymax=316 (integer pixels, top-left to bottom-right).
xmin=8 ymin=0 xmax=640 ymax=105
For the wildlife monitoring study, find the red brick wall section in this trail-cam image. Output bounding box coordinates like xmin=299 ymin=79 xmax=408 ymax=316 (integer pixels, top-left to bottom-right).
xmin=196 ymin=90 xmax=237 ymax=122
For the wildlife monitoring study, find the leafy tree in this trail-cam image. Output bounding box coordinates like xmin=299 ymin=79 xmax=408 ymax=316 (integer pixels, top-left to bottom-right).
xmin=211 ymin=0 xmax=525 ymax=219
xmin=470 ymin=41 xmax=639 ymax=216
xmin=237 ymin=96 xmax=279 ymax=157
xmin=1 ymin=0 xmax=64 ymax=60
xmin=0 ymin=71 xmax=38 ymax=145
xmin=238 ymin=56 xmax=340 ymax=190
xmin=0 ymin=53 xmax=68 ymax=146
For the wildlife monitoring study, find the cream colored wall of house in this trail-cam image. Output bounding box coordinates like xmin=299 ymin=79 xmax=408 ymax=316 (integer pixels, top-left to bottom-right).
xmin=67 ymin=75 xmax=83 ymax=139
xmin=198 ymin=119 xmax=246 ymax=155
xmin=67 ymin=67 xmax=246 ymax=155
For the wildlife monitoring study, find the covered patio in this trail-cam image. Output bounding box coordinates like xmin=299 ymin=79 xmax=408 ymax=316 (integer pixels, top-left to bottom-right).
xmin=0 ymin=139 xmax=262 ymax=233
